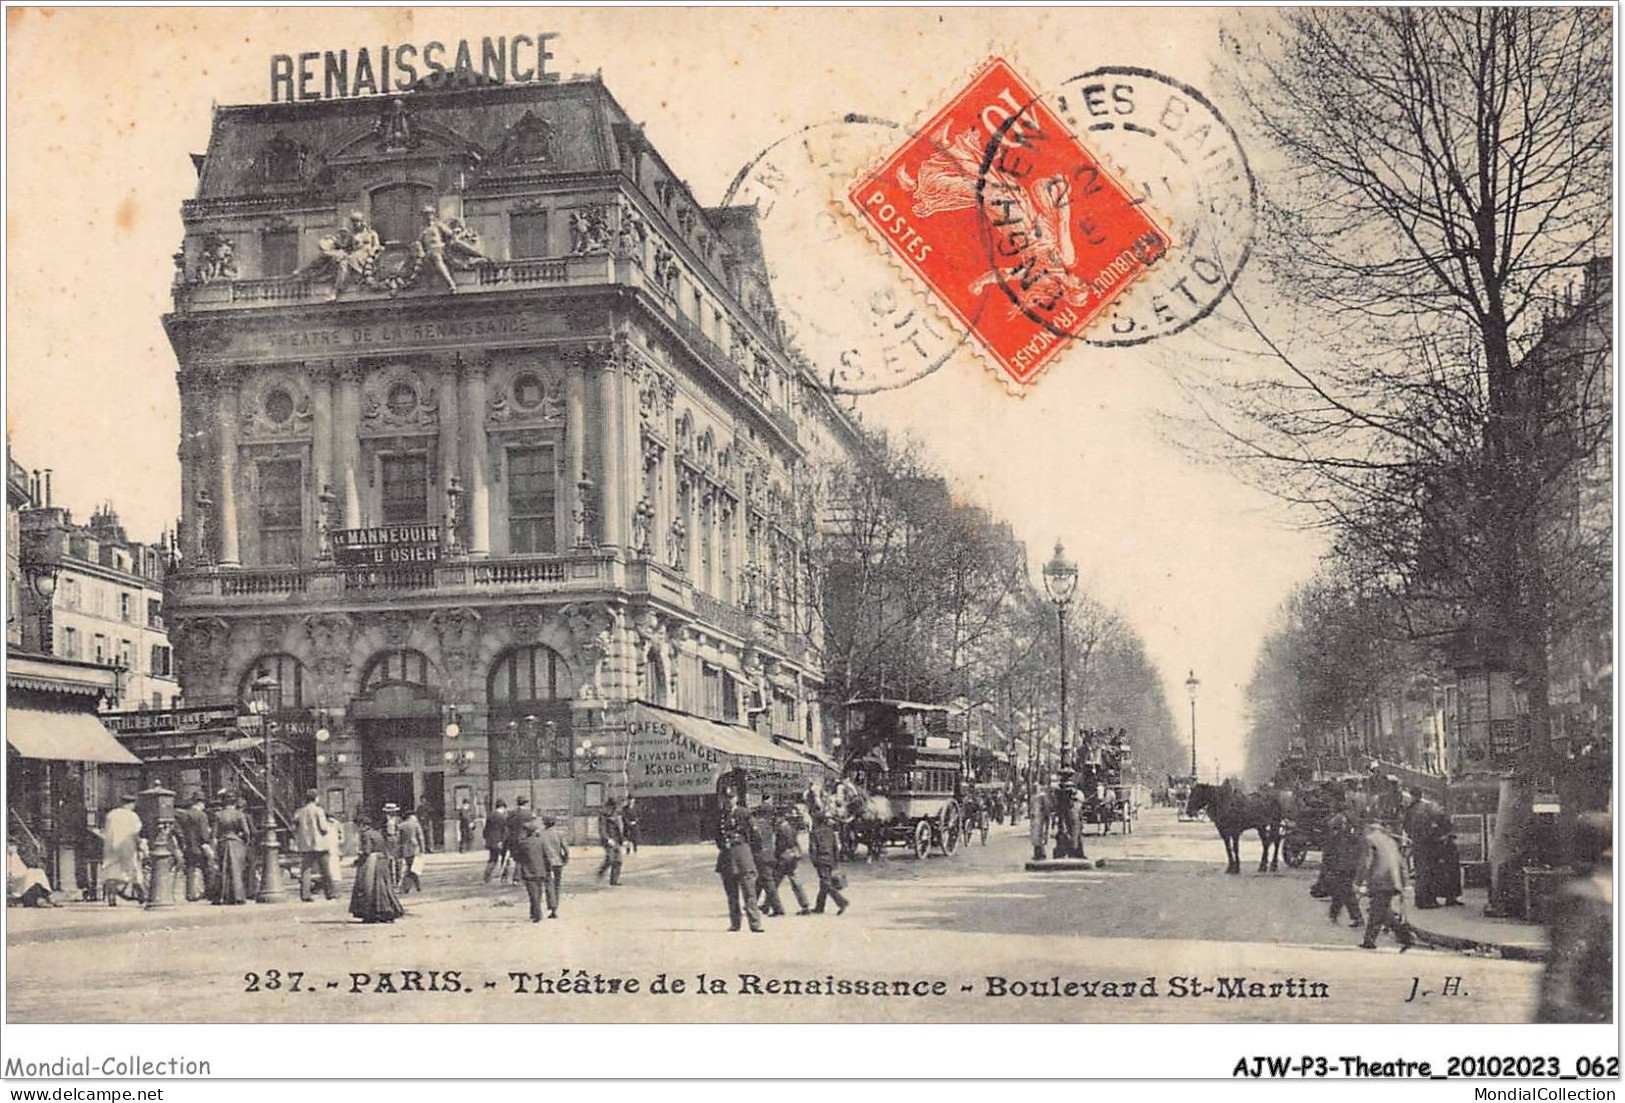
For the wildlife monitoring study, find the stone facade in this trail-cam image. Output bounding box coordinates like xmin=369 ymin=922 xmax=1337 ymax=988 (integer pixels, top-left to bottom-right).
xmin=163 ymin=75 xmax=860 ymax=839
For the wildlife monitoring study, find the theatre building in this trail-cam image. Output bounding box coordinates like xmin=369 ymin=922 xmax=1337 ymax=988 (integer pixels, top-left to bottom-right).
xmin=163 ymin=67 xmax=858 ymax=843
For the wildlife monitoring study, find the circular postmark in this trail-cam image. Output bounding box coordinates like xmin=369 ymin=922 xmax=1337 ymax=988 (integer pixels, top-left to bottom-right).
xmin=723 ymin=116 xmax=981 ymax=395
xmin=973 ymin=65 xmax=1256 ymax=353
xmin=1053 ymin=67 xmax=1257 ymax=348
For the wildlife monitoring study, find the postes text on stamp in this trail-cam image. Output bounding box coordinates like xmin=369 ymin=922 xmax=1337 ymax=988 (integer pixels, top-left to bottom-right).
xmin=847 ymin=57 xmax=1167 ymax=388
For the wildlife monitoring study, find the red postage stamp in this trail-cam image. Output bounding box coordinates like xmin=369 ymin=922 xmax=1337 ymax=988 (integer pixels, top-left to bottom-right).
xmin=847 ymin=57 xmax=1168 ymax=388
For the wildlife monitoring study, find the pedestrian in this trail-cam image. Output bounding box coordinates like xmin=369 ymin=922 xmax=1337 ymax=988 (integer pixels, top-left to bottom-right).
xmin=7 ymin=840 xmax=59 ymax=907
xmin=512 ymin=818 xmax=550 ymax=923
xmin=1354 ymin=819 xmax=1414 ymax=951
xmin=751 ymin=800 xmax=785 ymax=916
xmin=1404 ymin=792 xmax=1438 ymax=909
xmin=398 ymin=806 xmax=427 ymax=894
xmin=1434 ymin=831 xmax=1463 ymax=906
xmin=622 ymin=797 xmax=641 ymax=854
xmin=456 ymin=800 xmax=474 ymax=854
xmin=715 ymin=791 xmax=763 ymax=933
xmin=96 ymin=792 xmax=146 ymax=907
xmin=483 ymin=799 xmax=509 ymax=883
xmin=538 ymin=815 xmax=570 ymax=918
xmin=292 ymin=788 xmax=337 ymax=902
xmin=1537 ymin=811 xmax=1611 ymax=1022
xmin=808 ymin=809 xmax=849 ymax=915
xmin=212 ymin=794 xmax=253 ymax=906
xmin=505 ymin=797 xmax=536 ymax=884
xmin=381 ymin=804 xmax=405 ymax=889
xmin=174 ymin=792 xmax=212 ymax=902
xmin=1322 ymin=809 xmax=1363 ymax=929
xmin=597 ymin=798 xmax=625 ymax=885
xmin=1029 ymin=784 xmax=1052 ymax=861
xmin=773 ymin=801 xmax=813 ymax=915
xmin=349 ymin=814 xmax=405 ymax=925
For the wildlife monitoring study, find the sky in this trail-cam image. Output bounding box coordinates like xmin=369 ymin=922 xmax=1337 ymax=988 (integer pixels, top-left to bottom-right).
xmin=5 ymin=7 xmax=1326 ymax=776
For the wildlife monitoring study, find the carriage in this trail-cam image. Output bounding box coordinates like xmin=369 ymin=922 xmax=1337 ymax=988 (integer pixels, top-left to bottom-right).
xmin=1073 ymin=730 xmax=1137 ymax=834
xmin=838 ymin=699 xmax=965 ymax=859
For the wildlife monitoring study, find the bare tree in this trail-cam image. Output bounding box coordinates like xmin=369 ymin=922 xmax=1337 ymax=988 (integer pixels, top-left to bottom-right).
xmin=1196 ymin=7 xmax=1612 ymax=756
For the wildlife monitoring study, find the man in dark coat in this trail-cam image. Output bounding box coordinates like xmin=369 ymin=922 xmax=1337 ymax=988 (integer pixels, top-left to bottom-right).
xmin=751 ymin=801 xmax=785 ymax=916
xmin=773 ymin=802 xmax=812 ymax=915
xmin=808 ymin=809 xmax=848 ymax=915
xmin=482 ymin=800 xmax=509 ymax=883
xmin=504 ymin=797 xmax=536 ymax=885
xmin=1322 ymin=808 xmax=1363 ymax=928
xmin=537 ymin=815 xmax=570 ymax=918
xmin=715 ymin=792 xmax=763 ymax=932
xmin=1405 ymin=793 xmax=1439 ymax=909
xmin=597 ymin=798 xmax=625 ymax=885
xmin=511 ymin=819 xmax=550 ymax=923
xmin=174 ymin=792 xmax=213 ymax=902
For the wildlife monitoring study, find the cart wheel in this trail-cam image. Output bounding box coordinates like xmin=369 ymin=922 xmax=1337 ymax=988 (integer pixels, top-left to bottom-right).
xmin=940 ymin=801 xmax=963 ymax=855
xmin=1283 ymin=836 xmax=1308 ymax=868
xmin=912 ymin=819 xmax=932 ymax=860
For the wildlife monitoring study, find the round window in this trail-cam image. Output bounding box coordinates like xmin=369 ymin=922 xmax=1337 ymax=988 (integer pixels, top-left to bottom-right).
xmin=264 ymin=388 xmax=295 ymax=424
xmin=513 ymin=372 xmax=546 ymax=409
xmin=387 ymin=382 xmax=418 ymax=417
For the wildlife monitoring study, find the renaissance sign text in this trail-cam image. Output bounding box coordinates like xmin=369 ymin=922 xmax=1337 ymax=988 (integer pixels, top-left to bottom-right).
xmin=271 ymin=34 xmax=560 ymax=103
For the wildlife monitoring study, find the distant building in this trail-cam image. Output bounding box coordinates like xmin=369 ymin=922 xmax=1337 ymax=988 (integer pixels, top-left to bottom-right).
xmin=5 ymin=447 xmax=140 ymax=895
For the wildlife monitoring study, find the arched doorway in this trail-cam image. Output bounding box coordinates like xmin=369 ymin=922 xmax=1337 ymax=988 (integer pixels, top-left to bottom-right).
xmin=486 ymin=644 xmax=573 ymax=817
xmin=352 ymin=648 xmax=447 ymax=839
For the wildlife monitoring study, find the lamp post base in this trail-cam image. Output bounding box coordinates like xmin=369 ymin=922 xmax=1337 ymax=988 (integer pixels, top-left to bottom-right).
xmin=256 ymin=813 xmax=286 ymax=903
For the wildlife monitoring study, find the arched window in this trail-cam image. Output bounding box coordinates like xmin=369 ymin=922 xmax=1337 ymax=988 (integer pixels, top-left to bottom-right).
xmin=487 ymin=644 xmax=567 ymax=706
xmin=487 ymin=645 xmax=572 ymax=782
xmin=239 ymin=653 xmax=309 ymax=713
xmin=361 ymin=648 xmax=434 ymax=693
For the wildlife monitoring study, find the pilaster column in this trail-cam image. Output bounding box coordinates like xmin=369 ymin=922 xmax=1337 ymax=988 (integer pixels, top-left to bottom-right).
xmin=598 ymin=351 xmax=625 ymax=547
xmin=461 ymin=355 xmax=491 ymax=557
xmin=176 ymin=370 xmax=205 ymax=565
xmin=214 ymin=368 xmax=241 ymax=567
xmin=335 ymin=359 xmax=363 ymax=529
xmin=309 ymin=362 xmax=335 ymax=556
xmin=566 ymin=356 xmax=587 ymax=553
xmin=436 ymin=356 xmax=461 ymax=546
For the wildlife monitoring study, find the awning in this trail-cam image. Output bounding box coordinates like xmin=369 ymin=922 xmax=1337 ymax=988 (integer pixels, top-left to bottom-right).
xmin=6 ymin=707 xmax=140 ymax=765
xmin=623 ymin=703 xmax=823 ymax=797
xmin=797 ymin=746 xmax=841 ymax=774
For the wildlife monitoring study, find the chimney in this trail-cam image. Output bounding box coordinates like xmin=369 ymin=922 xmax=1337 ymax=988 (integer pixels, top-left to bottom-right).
xmin=29 ymin=469 xmax=39 ymax=505
xmin=43 ymin=469 xmax=52 ymax=507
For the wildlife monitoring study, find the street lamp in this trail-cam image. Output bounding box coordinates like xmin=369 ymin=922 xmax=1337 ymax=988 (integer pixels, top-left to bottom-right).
xmin=19 ymin=510 xmax=65 ymax=654
xmin=248 ymin=668 xmax=286 ymax=903
xmin=1041 ymin=540 xmax=1079 ymax=773
xmin=1184 ymin=669 xmax=1200 ymax=782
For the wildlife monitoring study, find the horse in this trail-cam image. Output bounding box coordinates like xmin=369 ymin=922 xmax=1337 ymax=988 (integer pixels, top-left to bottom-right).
xmin=1185 ymin=781 xmax=1284 ymax=874
xmin=807 ymin=777 xmax=891 ymax=861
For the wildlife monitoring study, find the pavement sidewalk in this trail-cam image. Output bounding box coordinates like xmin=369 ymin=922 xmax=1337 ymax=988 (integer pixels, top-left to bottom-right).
xmin=1405 ymin=885 xmax=1548 ymax=962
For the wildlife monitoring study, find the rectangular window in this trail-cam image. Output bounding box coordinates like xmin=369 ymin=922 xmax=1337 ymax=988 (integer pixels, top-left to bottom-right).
xmin=380 ymin=454 xmax=429 ymax=525
xmin=258 ymin=459 xmax=304 ymax=565
xmin=118 ymin=638 xmax=134 ymax=671
xmin=702 ymin=664 xmax=723 ymax=720
xmin=147 ymin=598 xmax=163 ymax=629
xmin=93 ymin=634 xmax=107 ymax=665
xmin=263 ymin=230 xmax=299 ymax=276
xmin=699 ymin=496 xmax=714 ymax=594
xmin=507 ymin=446 xmax=556 ymax=554
xmin=119 ymin=592 xmax=134 ymax=622
xmin=60 ymin=577 xmax=79 ymax=611
xmin=152 ymin=691 xmax=164 ymax=709
xmin=61 ymin=626 xmax=78 ymax=659
xmin=718 ymin=507 xmax=734 ymax=604
xmin=150 ymin=644 xmax=172 ymax=677
xmin=511 ymin=211 xmax=549 ymax=259
xmin=722 ymin=671 xmax=740 ymax=724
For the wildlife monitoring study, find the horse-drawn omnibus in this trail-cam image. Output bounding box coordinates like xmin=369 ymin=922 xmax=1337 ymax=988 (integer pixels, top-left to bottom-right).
xmin=833 ymin=699 xmax=965 ymax=859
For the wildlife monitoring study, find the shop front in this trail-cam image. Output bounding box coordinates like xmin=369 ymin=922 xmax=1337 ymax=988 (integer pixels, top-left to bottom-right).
xmin=7 ymin=693 xmax=139 ymax=895
xmin=615 ymin=702 xmax=828 ymax=844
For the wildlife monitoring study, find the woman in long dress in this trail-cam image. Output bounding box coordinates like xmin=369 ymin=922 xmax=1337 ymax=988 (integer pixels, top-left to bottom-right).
xmin=213 ymin=795 xmax=252 ymax=905
xmin=349 ymin=816 xmax=405 ymax=924
xmin=97 ymin=793 xmax=146 ymax=905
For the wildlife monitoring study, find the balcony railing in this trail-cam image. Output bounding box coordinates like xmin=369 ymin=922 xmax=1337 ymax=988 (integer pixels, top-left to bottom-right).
xmin=172 ymin=254 xmax=616 ymax=312
xmin=168 ymin=552 xmax=608 ymax=604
